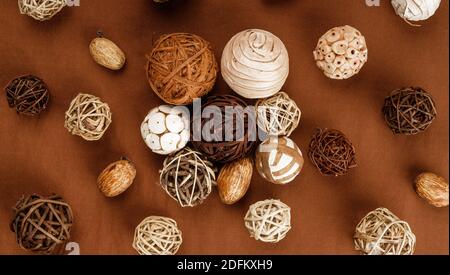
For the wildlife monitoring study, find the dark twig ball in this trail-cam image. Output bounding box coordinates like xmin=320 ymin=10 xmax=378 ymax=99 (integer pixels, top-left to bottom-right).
xmin=308 ymin=128 xmax=357 ymax=177
xmin=10 ymin=194 xmax=74 ymax=254
xmin=4 ymin=75 xmax=50 ymax=116
xmin=383 ymin=87 xmax=437 ymax=135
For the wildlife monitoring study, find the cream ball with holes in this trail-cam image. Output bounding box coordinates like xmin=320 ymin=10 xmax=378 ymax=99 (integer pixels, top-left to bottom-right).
xmin=141 ymin=105 xmax=190 ymax=155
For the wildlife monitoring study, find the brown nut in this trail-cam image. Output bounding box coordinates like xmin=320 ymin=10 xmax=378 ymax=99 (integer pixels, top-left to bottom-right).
xmin=415 ymin=172 xmax=449 ymax=207
xmin=217 ymin=157 xmax=253 ymax=205
xmin=97 ymin=158 xmax=136 ymax=197
xmin=89 ymin=34 xmax=126 ymax=70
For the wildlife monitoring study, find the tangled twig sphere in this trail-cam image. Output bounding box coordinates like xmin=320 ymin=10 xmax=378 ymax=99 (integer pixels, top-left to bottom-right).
xmin=64 ymin=93 xmax=112 ymax=141
xmin=10 ymin=194 xmax=74 ymax=254
xmin=383 ymin=87 xmax=437 ymax=135
xmin=133 ymin=216 xmax=182 ymax=255
xmin=309 ymin=128 xmax=356 ymax=177
xmin=354 ymin=208 xmax=416 ymax=255
xmin=160 ymin=147 xmax=216 ymax=207
xmin=18 ymin=0 xmax=66 ymax=21
xmin=5 ymin=75 xmax=50 ymax=116
xmin=146 ymin=33 xmax=218 ymax=105
xmin=256 ymin=92 xmax=301 ymax=137
xmin=244 ymin=199 xmax=291 ymax=243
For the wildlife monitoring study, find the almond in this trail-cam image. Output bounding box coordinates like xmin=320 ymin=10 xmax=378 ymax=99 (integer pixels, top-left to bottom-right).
xmin=217 ymin=157 xmax=253 ymax=205
xmin=89 ymin=35 xmax=126 ymax=70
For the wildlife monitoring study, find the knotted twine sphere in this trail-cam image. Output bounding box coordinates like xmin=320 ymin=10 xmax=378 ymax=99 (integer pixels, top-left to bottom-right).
xmin=354 ymin=208 xmax=416 ymax=255
xmin=10 ymin=194 xmax=73 ymax=254
xmin=256 ymin=92 xmax=301 ymax=137
xmin=133 ymin=216 xmax=182 ymax=255
xmin=146 ymin=33 xmax=218 ymax=106
xmin=309 ymin=128 xmax=356 ymax=177
xmin=18 ymin=0 xmax=66 ymax=21
xmin=191 ymin=95 xmax=257 ymax=163
xmin=4 ymin=75 xmax=50 ymax=116
xmin=244 ymin=199 xmax=291 ymax=243
xmin=160 ymin=147 xmax=216 ymax=207
xmin=221 ymin=29 xmax=289 ymax=99
xmin=64 ymin=93 xmax=112 ymax=141
xmin=383 ymin=87 xmax=437 ymax=135
xmin=392 ymin=0 xmax=441 ymax=25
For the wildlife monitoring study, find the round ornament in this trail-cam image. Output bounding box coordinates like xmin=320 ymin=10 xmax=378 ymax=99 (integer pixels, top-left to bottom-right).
xmin=415 ymin=172 xmax=448 ymax=207
xmin=5 ymin=75 xmax=50 ymax=116
xmin=97 ymin=158 xmax=137 ymax=197
xmin=18 ymin=0 xmax=66 ymax=21
xmin=392 ymin=0 xmax=441 ymax=24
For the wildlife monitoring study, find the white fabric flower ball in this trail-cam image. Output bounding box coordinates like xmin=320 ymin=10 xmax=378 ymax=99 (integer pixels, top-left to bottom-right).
xmin=391 ymin=0 xmax=441 ymax=22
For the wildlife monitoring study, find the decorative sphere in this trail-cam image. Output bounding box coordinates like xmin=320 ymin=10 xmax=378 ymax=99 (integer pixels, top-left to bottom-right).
xmin=5 ymin=75 xmax=50 ymax=116
xmin=18 ymin=0 xmax=66 ymax=21
xmin=392 ymin=0 xmax=441 ymax=22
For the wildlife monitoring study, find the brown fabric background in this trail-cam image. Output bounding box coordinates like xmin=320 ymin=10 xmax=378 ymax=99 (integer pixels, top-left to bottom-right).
xmin=0 ymin=0 xmax=448 ymax=255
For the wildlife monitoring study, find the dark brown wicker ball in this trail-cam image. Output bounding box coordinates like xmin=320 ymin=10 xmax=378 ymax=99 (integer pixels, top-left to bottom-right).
xmin=10 ymin=194 xmax=74 ymax=254
xmin=4 ymin=75 xmax=50 ymax=116
xmin=383 ymin=87 xmax=437 ymax=135
xmin=191 ymin=95 xmax=257 ymax=163
xmin=308 ymin=128 xmax=357 ymax=177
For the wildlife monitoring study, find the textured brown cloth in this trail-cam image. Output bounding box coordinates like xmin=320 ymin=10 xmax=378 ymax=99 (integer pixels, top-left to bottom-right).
xmin=0 ymin=0 xmax=448 ymax=255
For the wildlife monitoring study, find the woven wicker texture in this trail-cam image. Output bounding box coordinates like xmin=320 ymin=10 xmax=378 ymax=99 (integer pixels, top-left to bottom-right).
xmin=18 ymin=0 xmax=66 ymax=21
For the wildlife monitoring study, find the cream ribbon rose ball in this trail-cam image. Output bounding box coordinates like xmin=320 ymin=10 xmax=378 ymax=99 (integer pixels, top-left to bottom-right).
xmin=391 ymin=0 xmax=441 ymax=23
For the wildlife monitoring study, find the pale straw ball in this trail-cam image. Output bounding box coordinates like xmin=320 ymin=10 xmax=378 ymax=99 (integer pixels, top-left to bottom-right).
xmin=18 ymin=0 xmax=66 ymax=21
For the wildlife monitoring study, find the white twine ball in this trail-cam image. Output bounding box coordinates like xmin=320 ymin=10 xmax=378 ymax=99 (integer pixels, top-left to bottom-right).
xmin=18 ymin=0 xmax=66 ymax=21
xmin=391 ymin=0 xmax=441 ymax=22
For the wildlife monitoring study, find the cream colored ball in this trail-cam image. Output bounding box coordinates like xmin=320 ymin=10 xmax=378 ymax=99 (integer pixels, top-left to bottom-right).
xmin=18 ymin=0 xmax=66 ymax=21
xmin=392 ymin=0 xmax=441 ymax=22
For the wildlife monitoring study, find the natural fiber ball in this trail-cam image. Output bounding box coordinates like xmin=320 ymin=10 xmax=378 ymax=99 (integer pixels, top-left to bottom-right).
xmin=146 ymin=33 xmax=218 ymax=106
xmin=392 ymin=0 xmax=441 ymax=23
xmin=309 ymin=128 xmax=356 ymax=177
xmin=256 ymin=136 xmax=304 ymax=185
xmin=221 ymin=29 xmax=289 ymax=99
xmin=383 ymin=87 xmax=437 ymax=135
xmin=10 ymin=194 xmax=73 ymax=254
xmin=244 ymin=199 xmax=291 ymax=243
xmin=415 ymin=172 xmax=449 ymax=207
xmin=313 ymin=25 xmax=368 ymax=80
xmin=5 ymin=75 xmax=50 ymax=116
xmin=160 ymin=147 xmax=216 ymax=207
xmin=133 ymin=216 xmax=182 ymax=255
xmin=191 ymin=95 xmax=257 ymax=163
xmin=354 ymin=208 xmax=416 ymax=255
xmin=18 ymin=0 xmax=66 ymax=21
xmin=256 ymin=92 xmax=301 ymax=137
xmin=64 ymin=93 xmax=112 ymax=141
xmin=141 ymin=105 xmax=190 ymax=155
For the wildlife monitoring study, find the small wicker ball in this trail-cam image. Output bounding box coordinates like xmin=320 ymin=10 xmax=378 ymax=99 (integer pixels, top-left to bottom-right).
xmin=10 ymin=194 xmax=74 ymax=254
xmin=383 ymin=87 xmax=437 ymax=135
xmin=141 ymin=105 xmax=190 ymax=155
xmin=221 ymin=29 xmax=289 ymax=99
xmin=160 ymin=147 xmax=216 ymax=207
xmin=18 ymin=0 xmax=66 ymax=21
xmin=244 ymin=199 xmax=291 ymax=243
xmin=255 ymin=136 xmax=304 ymax=185
xmin=191 ymin=95 xmax=257 ymax=163
xmin=146 ymin=33 xmax=218 ymax=106
xmin=5 ymin=75 xmax=50 ymax=116
xmin=308 ymin=128 xmax=356 ymax=177
xmin=64 ymin=93 xmax=112 ymax=141
xmin=133 ymin=216 xmax=182 ymax=255
xmin=415 ymin=172 xmax=449 ymax=207
xmin=256 ymin=92 xmax=301 ymax=137
xmin=354 ymin=208 xmax=416 ymax=255
xmin=392 ymin=0 xmax=441 ymax=24
xmin=313 ymin=25 xmax=368 ymax=80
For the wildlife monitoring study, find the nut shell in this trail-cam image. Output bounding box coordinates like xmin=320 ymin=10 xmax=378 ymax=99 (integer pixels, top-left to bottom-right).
xmin=90 ymin=37 xmax=126 ymax=70
xmin=97 ymin=159 xmax=136 ymax=197
xmin=217 ymin=157 xmax=253 ymax=205
xmin=415 ymin=172 xmax=449 ymax=207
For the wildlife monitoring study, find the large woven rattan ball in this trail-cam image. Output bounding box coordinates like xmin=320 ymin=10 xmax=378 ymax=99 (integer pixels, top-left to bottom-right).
xmin=146 ymin=33 xmax=218 ymax=105
xmin=354 ymin=208 xmax=416 ymax=255
xmin=10 ymin=194 xmax=73 ymax=254
xmin=313 ymin=25 xmax=368 ymax=80
xmin=244 ymin=199 xmax=291 ymax=243
xmin=18 ymin=0 xmax=66 ymax=21
xmin=392 ymin=0 xmax=441 ymax=24
xmin=64 ymin=93 xmax=112 ymax=141
xmin=5 ymin=75 xmax=50 ymax=116
xmin=133 ymin=216 xmax=182 ymax=255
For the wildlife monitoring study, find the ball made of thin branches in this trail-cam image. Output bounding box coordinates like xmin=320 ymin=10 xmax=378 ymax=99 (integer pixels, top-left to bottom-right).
xmin=160 ymin=147 xmax=216 ymax=207
xmin=309 ymin=128 xmax=356 ymax=177
xmin=10 ymin=194 xmax=73 ymax=254
xmin=18 ymin=0 xmax=66 ymax=21
xmin=133 ymin=216 xmax=182 ymax=255
xmin=392 ymin=0 xmax=441 ymax=23
xmin=256 ymin=92 xmax=301 ymax=136
xmin=191 ymin=95 xmax=257 ymax=163
xmin=383 ymin=87 xmax=437 ymax=135
xmin=244 ymin=199 xmax=291 ymax=243
xmin=146 ymin=33 xmax=218 ymax=106
xmin=4 ymin=75 xmax=50 ymax=116
xmin=354 ymin=208 xmax=416 ymax=255
xmin=64 ymin=93 xmax=112 ymax=141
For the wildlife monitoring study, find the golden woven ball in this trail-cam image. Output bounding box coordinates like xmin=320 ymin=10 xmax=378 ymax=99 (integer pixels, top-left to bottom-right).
xmin=18 ymin=0 xmax=66 ymax=21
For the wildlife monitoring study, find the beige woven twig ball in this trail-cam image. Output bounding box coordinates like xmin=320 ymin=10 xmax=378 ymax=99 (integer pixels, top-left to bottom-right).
xmin=64 ymin=93 xmax=112 ymax=141
xmin=354 ymin=208 xmax=416 ymax=255
xmin=313 ymin=25 xmax=368 ymax=80
xmin=18 ymin=0 xmax=66 ymax=21
xmin=392 ymin=0 xmax=441 ymax=24
xmin=133 ymin=216 xmax=182 ymax=255
xmin=244 ymin=199 xmax=291 ymax=243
